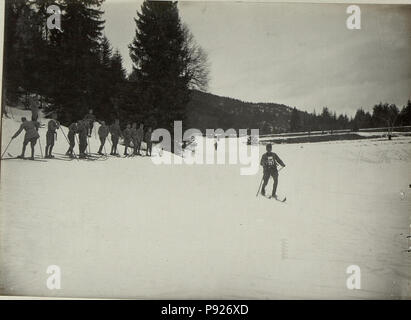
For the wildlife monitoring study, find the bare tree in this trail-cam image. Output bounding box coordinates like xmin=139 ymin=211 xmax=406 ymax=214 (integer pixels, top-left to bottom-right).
xmin=181 ymin=24 xmax=210 ymax=92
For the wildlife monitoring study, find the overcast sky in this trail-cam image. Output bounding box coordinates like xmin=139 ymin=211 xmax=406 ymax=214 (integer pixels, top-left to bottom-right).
xmin=102 ymin=1 xmax=411 ymax=116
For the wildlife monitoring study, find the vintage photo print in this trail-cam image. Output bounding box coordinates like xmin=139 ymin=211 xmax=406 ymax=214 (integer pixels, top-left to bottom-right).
xmin=0 ymin=0 xmax=410 ymax=299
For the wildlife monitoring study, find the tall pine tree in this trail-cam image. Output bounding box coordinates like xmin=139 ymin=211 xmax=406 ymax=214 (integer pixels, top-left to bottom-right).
xmin=129 ymin=0 xmax=209 ymax=133
xmin=45 ymin=0 xmax=105 ymax=124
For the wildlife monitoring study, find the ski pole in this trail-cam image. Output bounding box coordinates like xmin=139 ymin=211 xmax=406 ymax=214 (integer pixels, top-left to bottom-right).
xmin=1 ymin=138 xmax=13 ymax=158
xmin=59 ymin=126 xmax=79 ymax=160
xmin=256 ymin=175 xmax=264 ymax=197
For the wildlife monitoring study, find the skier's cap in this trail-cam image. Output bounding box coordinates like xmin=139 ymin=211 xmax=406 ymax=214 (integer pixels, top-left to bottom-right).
xmin=21 ymin=117 xmax=27 ymax=122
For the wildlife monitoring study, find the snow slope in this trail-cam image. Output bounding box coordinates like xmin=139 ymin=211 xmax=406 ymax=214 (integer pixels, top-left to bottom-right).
xmin=1 ymin=108 xmax=410 ymax=299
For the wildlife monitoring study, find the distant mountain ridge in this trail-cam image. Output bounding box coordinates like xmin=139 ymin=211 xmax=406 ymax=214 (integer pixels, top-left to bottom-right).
xmin=186 ymin=90 xmax=294 ymax=134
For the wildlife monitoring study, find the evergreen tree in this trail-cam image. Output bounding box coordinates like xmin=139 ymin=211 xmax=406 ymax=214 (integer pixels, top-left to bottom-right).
xmin=45 ymin=0 xmax=105 ymax=123
xmin=128 ymin=0 xmax=209 ymax=133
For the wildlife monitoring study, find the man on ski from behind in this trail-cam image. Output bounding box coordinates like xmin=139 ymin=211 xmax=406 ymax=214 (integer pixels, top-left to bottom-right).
xmin=84 ymin=109 xmax=96 ymax=137
xmin=260 ymin=143 xmax=285 ymax=199
xmin=123 ymin=124 xmax=132 ymax=156
xmin=77 ymin=119 xmax=88 ymax=159
xmin=97 ymin=121 xmax=109 ymax=155
xmin=109 ymin=119 xmax=122 ymax=156
xmin=11 ymin=117 xmax=40 ymax=160
xmin=136 ymin=123 xmax=144 ymax=155
xmin=45 ymin=112 xmax=60 ymax=158
xmin=130 ymin=123 xmax=138 ymax=155
xmin=145 ymin=127 xmax=153 ymax=156
xmin=66 ymin=122 xmax=78 ymax=157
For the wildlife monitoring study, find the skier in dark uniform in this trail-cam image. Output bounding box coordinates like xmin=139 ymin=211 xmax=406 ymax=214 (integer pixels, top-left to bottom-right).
xmin=260 ymin=144 xmax=285 ymax=198
xmin=136 ymin=123 xmax=144 ymax=155
xmin=145 ymin=127 xmax=153 ymax=156
xmin=77 ymin=120 xmax=88 ymax=158
xmin=97 ymin=121 xmax=109 ymax=155
xmin=123 ymin=124 xmax=132 ymax=156
xmin=66 ymin=122 xmax=78 ymax=157
xmin=83 ymin=109 xmax=96 ymax=137
xmin=110 ymin=119 xmax=122 ymax=156
xmin=45 ymin=113 xmax=60 ymax=158
xmin=11 ymin=117 xmax=40 ymax=160
xmin=130 ymin=123 xmax=138 ymax=155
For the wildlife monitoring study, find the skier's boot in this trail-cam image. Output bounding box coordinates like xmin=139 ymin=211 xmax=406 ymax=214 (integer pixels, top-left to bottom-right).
xmin=16 ymin=154 xmax=24 ymax=159
xmin=261 ymin=189 xmax=266 ymax=196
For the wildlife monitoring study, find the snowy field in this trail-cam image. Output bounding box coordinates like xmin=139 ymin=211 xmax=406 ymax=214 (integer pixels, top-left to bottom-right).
xmin=1 ymin=108 xmax=410 ymax=299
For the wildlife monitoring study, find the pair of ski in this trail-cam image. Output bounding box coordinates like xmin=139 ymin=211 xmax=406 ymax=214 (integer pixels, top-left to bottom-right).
xmin=263 ymin=194 xmax=287 ymax=202
xmin=2 ymin=153 xmax=48 ymax=162
xmin=55 ymin=152 xmax=105 ymax=161
xmin=122 ymin=154 xmax=144 ymax=158
xmin=45 ymin=155 xmax=74 ymax=161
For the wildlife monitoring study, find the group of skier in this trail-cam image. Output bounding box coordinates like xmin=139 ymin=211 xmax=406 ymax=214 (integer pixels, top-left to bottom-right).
xmin=10 ymin=109 xmax=154 ymax=160
xmin=9 ymin=107 xmax=286 ymax=199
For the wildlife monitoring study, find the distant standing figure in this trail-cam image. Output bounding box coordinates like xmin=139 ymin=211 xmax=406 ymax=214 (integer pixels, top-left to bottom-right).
xmin=66 ymin=122 xmax=78 ymax=157
xmin=84 ymin=109 xmax=96 ymax=137
xmin=11 ymin=117 xmax=40 ymax=160
xmin=31 ymin=101 xmax=39 ymax=121
xmin=260 ymin=143 xmax=285 ymax=198
xmin=77 ymin=120 xmax=88 ymax=158
xmin=97 ymin=121 xmax=109 ymax=155
xmin=123 ymin=124 xmax=132 ymax=156
xmin=110 ymin=119 xmax=121 ymax=156
xmin=130 ymin=123 xmax=138 ymax=155
xmin=45 ymin=113 xmax=60 ymax=158
xmin=136 ymin=123 xmax=144 ymax=155
xmin=145 ymin=127 xmax=153 ymax=156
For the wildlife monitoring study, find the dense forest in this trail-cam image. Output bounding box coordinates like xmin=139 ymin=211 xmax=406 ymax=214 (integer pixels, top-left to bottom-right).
xmin=187 ymin=91 xmax=411 ymax=135
xmin=2 ymin=0 xmax=411 ymax=136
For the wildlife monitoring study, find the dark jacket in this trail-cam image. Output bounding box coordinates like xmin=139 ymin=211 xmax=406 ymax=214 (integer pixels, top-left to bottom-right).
xmin=130 ymin=128 xmax=138 ymax=140
xmin=47 ymin=119 xmax=60 ymax=133
xmin=77 ymin=121 xmax=88 ymax=139
xmin=13 ymin=121 xmax=40 ymax=141
xmin=68 ymin=123 xmax=78 ymax=134
xmin=123 ymin=128 xmax=132 ymax=140
xmin=136 ymin=127 xmax=144 ymax=141
xmin=98 ymin=125 xmax=109 ymax=138
xmin=110 ymin=123 xmax=122 ymax=138
xmin=260 ymin=152 xmax=285 ymax=170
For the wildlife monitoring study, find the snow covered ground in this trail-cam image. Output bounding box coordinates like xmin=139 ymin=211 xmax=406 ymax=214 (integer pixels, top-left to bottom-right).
xmin=1 ymin=108 xmax=410 ymax=299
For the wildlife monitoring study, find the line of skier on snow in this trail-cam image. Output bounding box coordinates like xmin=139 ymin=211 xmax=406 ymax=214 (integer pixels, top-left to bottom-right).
xmin=8 ymin=108 xmax=153 ymax=160
xmin=6 ymin=107 xmax=286 ymax=199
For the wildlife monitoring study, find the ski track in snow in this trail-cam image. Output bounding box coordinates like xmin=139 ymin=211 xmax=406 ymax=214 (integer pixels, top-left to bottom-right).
xmin=1 ymin=108 xmax=410 ymax=299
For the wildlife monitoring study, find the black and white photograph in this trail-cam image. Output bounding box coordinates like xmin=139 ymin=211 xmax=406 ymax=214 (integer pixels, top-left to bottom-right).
xmin=0 ymin=0 xmax=410 ymax=300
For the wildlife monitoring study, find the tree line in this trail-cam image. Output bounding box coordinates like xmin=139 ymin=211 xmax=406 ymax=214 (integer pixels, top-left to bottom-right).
xmin=288 ymin=101 xmax=411 ymax=134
